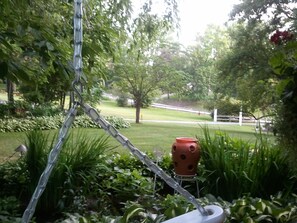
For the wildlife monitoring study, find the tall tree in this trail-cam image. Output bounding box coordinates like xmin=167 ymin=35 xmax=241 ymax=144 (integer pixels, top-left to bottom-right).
xmin=230 ymin=0 xmax=297 ymax=170
xmin=215 ymin=22 xmax=276 ymax=115
xmin=0 ymin=0 xmax=135 ymax=109
xmin=109 ymin=0 xmax=178 ymax=123
xmin=154 ymin=41 xmax=188 ymax=99
xmin=1 ymin=0 xmax=178 ymax=111
xmin=184 ymin=25 xmax=229 ymax=101
xmin=0 ymin=0 xmax=74 ymax=108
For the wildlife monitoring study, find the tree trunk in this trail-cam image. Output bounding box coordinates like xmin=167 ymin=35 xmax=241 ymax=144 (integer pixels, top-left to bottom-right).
xmin=68 ymin=91 xmax=74 ymax=110
xmin=6 ymin=79 xmax=14 ymax=104
xmin=6 ymin=79 xmax=15 ymax=114
xmin=59 ymin=91 xmax=66 ymax=111
xmin=135 ymin=98 xmax=141 ymax=124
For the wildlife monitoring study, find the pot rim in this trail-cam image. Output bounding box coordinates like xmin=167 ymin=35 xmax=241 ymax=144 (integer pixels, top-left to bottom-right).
xmin=175 ymin=137 xmax=197 ymax=143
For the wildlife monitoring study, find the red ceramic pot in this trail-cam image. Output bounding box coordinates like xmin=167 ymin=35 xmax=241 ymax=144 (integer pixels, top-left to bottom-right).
xmin=172 ymin=137 xmax=201 ymax=176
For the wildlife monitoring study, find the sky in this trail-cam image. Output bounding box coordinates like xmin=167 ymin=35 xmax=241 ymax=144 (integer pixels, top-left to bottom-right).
xmin=177 ymin=0 xmax=240 ymax=46
xmin=132 ymin=0 xmax=241 ymax=46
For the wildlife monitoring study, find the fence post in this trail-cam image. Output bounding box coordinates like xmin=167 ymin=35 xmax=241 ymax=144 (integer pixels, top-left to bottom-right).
xmin=214 ymin=109 xmax=217 ymax=122
xmin=239 ymin=111 xmax=242 ymax=126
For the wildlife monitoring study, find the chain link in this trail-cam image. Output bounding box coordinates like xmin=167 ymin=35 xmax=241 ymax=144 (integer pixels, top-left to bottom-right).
xmin=82 ymin=103 xmax=208 ymax=216
xmin=21 ymin=104 xmax=79 ymax=223
xmin=21 ymin=0 xmax=208 ymax=222
xmin=21 ymin=1 xmax=84 ymax=222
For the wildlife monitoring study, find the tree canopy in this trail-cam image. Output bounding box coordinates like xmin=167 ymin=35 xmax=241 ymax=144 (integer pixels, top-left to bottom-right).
xmin=0 ymin=0 xmax=178 ymax=110
xmin=229 ymin=0 xmax=297 ymax=171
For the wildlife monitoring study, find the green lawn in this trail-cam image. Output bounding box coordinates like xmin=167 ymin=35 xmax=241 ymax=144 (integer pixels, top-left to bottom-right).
xmin=0 ymin=98 xmax=275 ymax=162
xmin=0 ymin=122 xmax=271 ymax=162
xmin=98 ymin=100 xmax=212 ymax=122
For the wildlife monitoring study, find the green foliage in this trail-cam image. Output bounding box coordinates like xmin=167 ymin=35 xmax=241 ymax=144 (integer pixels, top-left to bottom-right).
xmin=0 ymin=104 xmax=10 ymax=117
xmin=81 ymin=86 xmax=104 ymax=107
xmin=0 ymin=100 xmax=61 ymax=118
xmin=140 ymin=95 xmax=153 ymax=108
xmin=0 ymin=161 xmax=29 ymax=197
xmin=0 ymin=114 xmax=130 ymax=132
xmin=230 ymin=0 xmax=297 ymax=172
xmin=183 ymin=25 xmax=229 ymax=101
xmin=1 ymin=126 xmax=296 ymax=222
xmin=105 ymin=116 xmax=131 ymax=129
xmin=28 ymin=103 xmax=62 ymax=117
xmin=199 ymin=128 xmax=296 ymax=201
xmin=92 ymin=153 xmax=156 ymax=216
xmin=155 ymin=42 xmax=188 ymax=98
xmin=116 ymin=94 xmax=129 ymax=107
xmin=1 ymin=144 xmax=297 ymax=222
xmin=22 ymin=130 xmax=113 ymax=219
xmin=0 ymin=196 xmax=21 ymax=223
xmin=0 ymin=196 xmax=22 ymax=219
xmin=215 ymin=22 xmax=276 ymax=115
xmin=228 ymin=194 xmax=297 ymax=223
xmin=205 ymin=97 xmax=242 ymax=116
xmin=269 ymin=41 xmax=297 ymax=173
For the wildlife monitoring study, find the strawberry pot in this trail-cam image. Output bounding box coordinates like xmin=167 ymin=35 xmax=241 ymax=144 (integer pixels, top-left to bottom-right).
xmin=171 ymin=137 xmax=201 ymax=176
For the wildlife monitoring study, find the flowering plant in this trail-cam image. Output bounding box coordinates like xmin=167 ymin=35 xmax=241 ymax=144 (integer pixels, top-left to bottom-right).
xmin=270 ymin=30 xmax=294 ymax=45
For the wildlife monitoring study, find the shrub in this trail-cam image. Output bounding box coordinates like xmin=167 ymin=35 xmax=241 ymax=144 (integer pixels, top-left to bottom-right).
xmin=116 ymin=94 xmax=129 ymax=107
xmin=0 ymin=104 xmax=9 ymax=117
xmin=21 ymin=130 xmax=114 ymax=220
xmin=0 ymin=196 xmax=22 ymax=222
xmin=0 ymin=161 xmax=29 ymax=198
xmin=199 ymin=128 xmax=297 ymax=201
xmin=205 ymin=98 xmax=242 ymax=117
xmin=28 ymin=103 xmax=61 ymax=117
xmin=0 ymin=114 xmax=130 ymax=132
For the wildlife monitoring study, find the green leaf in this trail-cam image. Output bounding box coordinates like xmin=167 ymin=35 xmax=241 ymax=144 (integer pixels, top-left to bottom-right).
xmin=0 ymin=62 xmax=8 ymax=78
xmin=254 ymin=214 xmax=272 ymax=222
xmin=46 ymin=42 xmax=54 ymax=51
xmin=276 ymin=78 xmax=292 ymax=95
xmin=269 ymin=53 xmax=285 ymax=75
xmin=119 ymin=205 xmax=144 ymax=223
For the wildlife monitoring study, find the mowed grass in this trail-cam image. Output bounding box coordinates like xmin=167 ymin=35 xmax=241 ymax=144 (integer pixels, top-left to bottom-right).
xmin=0 ymin=99 xmax=274 ymax=162
xmin=98 ymin=100 xmax=212 ymax=122
xmin=0 ymin=123 xmax=269 ymax=162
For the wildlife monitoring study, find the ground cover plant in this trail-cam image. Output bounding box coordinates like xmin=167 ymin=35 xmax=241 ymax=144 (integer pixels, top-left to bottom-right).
xmin=0 ymin=127 xmax=296 ymax=222
xmin=0 ymin=114 xmax=130 ymax=133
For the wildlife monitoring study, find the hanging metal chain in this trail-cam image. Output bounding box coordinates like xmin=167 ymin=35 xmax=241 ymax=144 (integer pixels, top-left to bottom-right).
xmin=22 ymin=0 xmax=208 ymax=222
xmin=81 ymin=103 xmax=208 ymax=216
xmin=21 ymin=1 xmax=83 ymax=222
xmin=72 ymin=0 xmax=85 ymax=103
xmin=21 ymin=104 xmax=78 ymax=223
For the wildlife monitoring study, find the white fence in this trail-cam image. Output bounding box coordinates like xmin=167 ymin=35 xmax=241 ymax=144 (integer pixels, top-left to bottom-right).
xmin=213 ymin=109 xmax=272 ymax=128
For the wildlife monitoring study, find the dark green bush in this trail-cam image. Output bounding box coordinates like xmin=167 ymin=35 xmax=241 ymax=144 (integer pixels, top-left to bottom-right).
xmin=205 ymin=98 xmax=242 ymax=117
xmin=116 ymin=94 xmax=129 ymax=107
xmin=21 ymin=130 xmax=114 ymax=220
xmin=199 ymin=128 xmax=297 ymax=201
xmin=0 ymin=162 xmax=28 ymax=197
xmin=28 ymin=103 xmax=61 ymax=117
xmin=0 ymin=104 xmax=9 ymax=117
xmin=0 ymin=100 xmax=61 ymax=118
xmin=0 ymin=196 xmax=22 ymax=222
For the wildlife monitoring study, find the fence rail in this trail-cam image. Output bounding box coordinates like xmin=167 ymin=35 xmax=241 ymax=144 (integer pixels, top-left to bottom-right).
xmin=216 ymin=115 xmax=256 ymax=123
